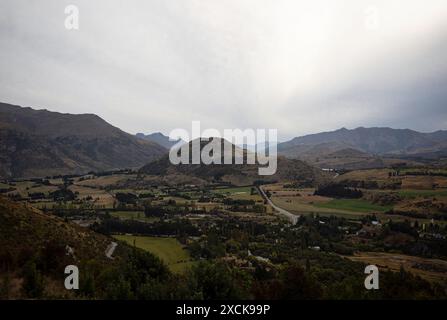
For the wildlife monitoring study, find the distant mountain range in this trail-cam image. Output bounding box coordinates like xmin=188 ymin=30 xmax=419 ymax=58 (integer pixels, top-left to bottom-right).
xmin=277 ymin=127 xmax=447 ymax=169
xmin=1 ymin=102 xmax=446 ymax=178
xmin=135 ymin=132 xmax=182 ymax=149
xmin=0 ymin=103 xmax=166 ymax=178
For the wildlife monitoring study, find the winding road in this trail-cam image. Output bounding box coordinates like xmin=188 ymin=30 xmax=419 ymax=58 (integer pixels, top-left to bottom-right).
xmin=105 ymin=241 xmax=118 ymax=259
xmin=258 ymin=186 xmax=299 ymax=225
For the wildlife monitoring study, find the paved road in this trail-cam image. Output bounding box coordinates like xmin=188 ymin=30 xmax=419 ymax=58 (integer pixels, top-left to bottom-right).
xmin=258 ymin=186 xmax=299 ymax=225
xmin=105 ymin=241 xmax=118 ymax=259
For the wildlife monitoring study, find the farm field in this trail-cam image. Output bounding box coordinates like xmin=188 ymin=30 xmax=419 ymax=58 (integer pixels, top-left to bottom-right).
xmin=345 ymin=252 xmax=447 ymax=283
xmin=335 ymin=169 xmax=391 ymax=182
xmin=69 ymin=185 xmax=115 ymax=208
xmin=110 ymin=211 xmax=159 ymax=223
xmin=264 ymin=179 xmax=447 ymax=223
xmin=113 ymin=235 xmax=194 ymax=273
xmin=5 ymin=181 xmax=58 ymax=197
xmin=267 ymin=184 xmax=390 ymax=218
xmin=397 ymin=189 xmax=447 ymax=198
xmin=74 ymin=174 xmax=135 ymax=188
xmin=212 ymin=186 xmax=253 ymax=194
xmin=336 ymin=168 xmax=447 ymax=189
xmin=212 ymin=186 xmax=263 ymax=202
xmin=0 ymin=182 xmax=11 ymax=189
xmin=270 ymin=196 xmax=364 ymax=216
xmin=314 ymin=199 xmax=392 ymax=213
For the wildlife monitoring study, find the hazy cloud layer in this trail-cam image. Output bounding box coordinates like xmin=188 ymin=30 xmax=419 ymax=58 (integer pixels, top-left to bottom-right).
xmin=1 ymin=0 xmax=446 ymax=140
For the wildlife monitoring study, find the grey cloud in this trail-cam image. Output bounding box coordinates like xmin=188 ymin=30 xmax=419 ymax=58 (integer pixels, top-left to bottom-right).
xmin=0 ymin=0 xmax=446 ymax=141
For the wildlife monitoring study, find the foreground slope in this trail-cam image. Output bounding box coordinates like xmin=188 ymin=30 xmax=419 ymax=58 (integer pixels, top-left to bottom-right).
xmin=0 ymin=102 xmax=166 ymax=178
xmin=0 ymin=196 xmax=124 ymax=298
xmin=0 ymin=196 xmax=170 ymax=299
xmin=0 ymin=197 xmax=125 ymax=265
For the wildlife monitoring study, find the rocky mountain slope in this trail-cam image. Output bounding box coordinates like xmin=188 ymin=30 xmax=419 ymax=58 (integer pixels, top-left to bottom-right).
xmin=278 ymin=127 xmax=447 ymax=169
xmin=0 ymin=102 xmax=166 ymax=178
xmin=140 ymin=138 xmax=329 ymax=186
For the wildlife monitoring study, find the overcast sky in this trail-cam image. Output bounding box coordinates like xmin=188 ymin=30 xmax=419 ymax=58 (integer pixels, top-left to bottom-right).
xmin=1 ymin=0 xmax=446 ymax=141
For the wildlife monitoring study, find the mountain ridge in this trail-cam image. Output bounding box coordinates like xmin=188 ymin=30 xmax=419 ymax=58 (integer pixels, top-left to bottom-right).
xmin=0 ymin=102 xmax=166 ymax=178
xmin=279 ymin=126 xmax=447 ymax=157
xmin=136 ymin=132 xmax=182 ymax=149
xmin=140 ymin=137 xmax=329 ymax=186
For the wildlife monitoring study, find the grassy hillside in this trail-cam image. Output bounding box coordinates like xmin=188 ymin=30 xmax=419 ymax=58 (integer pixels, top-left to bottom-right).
xmin=0 ymin=197 xmax=121 ymax=264
xmin=0 ymin=196 xmax=170 ymax=299
xmin=113 ymin=235 xmax=194 ymax=273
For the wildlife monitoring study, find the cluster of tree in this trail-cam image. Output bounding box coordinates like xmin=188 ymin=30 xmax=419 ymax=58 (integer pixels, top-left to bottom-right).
xmin=144 ymin=204 xmax=206 ymax=218
xmin=198 ymin=196 xmax=211 ymax=202
xmin=189 ymin=231 xmax=226 ymax=259
xmin=405 ymin=170 xmax=447 ymax=177
xmin=0 ymin=187 xmax=16 ymax=194
xmin=43 ymin=174 xmax=79 ymax=180
xmin=380 ymin=180 xmax=402 ymax=190
xmin=28 ymin=192 xmax=46 ymax=200
xmin=138 ymin=192 xmax=154 ymax=199
xmin=29 ymin=179 xmax=52 ymax=186
xmin=282 ymin=179 xmax=315 ymax=188
xmin=50 ymin=188 xmax=76 ymax=202
xmin=226 ymin=204 xmax=266 ymax=213
xmin=314 ymin=183 xmax=363 ymax=199
xmin=389 ymin=210 xmax=447 ymax=221
xmin=0 ymin=241 xmax=73 ymax=298
xmin=387 ymin=220 xmax=419 ymax=237
xmin=341 ymin=180 xmax=379 ymax=190
xmin=223 ymin=199 xmax=256 ymax=206
xmin=115 ymin=192 xmax=138 ymax=205
xmin=94 ymin=217 xmax=200 ymax=237
xmin=49 ymin=208 xmax=98 ymax=218
xmin=221 ymin=198 xmax=264 ymax=213
xmin=388 ymin=170 xmax=401 ymax=177
xmin=367 ymin=221 xmax=447 ymax=259
xmin=86 ymin=169 xmax=135 ymax=177
xmin=91 ymin=259 xmax=251 ymax=300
